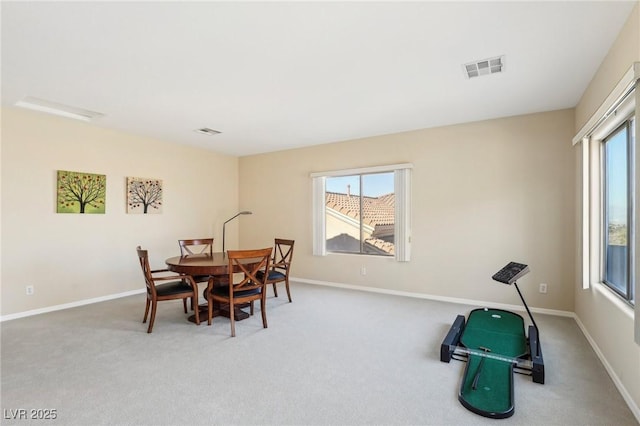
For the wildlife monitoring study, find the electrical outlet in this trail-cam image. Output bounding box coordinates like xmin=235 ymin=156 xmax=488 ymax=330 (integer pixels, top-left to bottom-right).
xmin=361 ymin=266 xmax=367 ymax=276
xmin=539 ymin=283 xmax=547 ymax=294
xmin=26 ymin=285 xmax=34 ymax=295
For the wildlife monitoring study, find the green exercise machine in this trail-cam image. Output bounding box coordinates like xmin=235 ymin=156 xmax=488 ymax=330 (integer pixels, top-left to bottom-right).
xmin=440 ymin=262 xmax=545 ymax=419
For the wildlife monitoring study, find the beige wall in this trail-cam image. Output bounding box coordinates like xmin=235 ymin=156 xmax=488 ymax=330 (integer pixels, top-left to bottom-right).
xmin=575 ymin=3 xmax=640 ymax=132
xmin=239 ymin=109 xmax=576 ymax=312
xmin=1 ymin=107 xmax=240 ymax=316
xmin=573 ymin=2 xmax=640 ymax=415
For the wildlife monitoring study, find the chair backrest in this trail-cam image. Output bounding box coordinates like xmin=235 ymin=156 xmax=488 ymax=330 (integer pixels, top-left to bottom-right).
xmin=136 ymin=246 xmax=157 ymax=297
xmin=179 ymin=238 xmax=214 ymax=256
xmin=226 ymin=248 xmax=273 ymax=296
xmin=272 ymin=238 xmax=295 ymax=275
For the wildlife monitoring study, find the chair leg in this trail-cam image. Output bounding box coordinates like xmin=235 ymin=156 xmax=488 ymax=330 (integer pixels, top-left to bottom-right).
xmin=250 ymin=301 xmax=254 ymax=315
xmin=285 ymin=279 xmax=292 ymax=302
xmin=192 ymin=296 xmax=200 ymax=325
xmin=207 ymin=292 xmax=213 ymax=326
xmin=143 ymin=298 xmax=151 ymax=323
xmin=182 ymin=299 xmax=187 ymax=313
xmin=272 ymin=282 xmax=278 ymax=297
xmin=230 ymin=302 xmax=236 ymax=337
xmin=261 ymin=296 xmax=268 ymax=329
xmin=147 ymin=301 xmax=158 ymax=333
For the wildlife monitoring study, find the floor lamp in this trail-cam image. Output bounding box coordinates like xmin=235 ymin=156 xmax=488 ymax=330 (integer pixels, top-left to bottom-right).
xmin=222 ymin=211 xmax=252 ymax=254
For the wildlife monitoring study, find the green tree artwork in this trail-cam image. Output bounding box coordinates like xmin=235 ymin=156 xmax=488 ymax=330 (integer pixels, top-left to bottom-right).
xmin=127 ymin=177 xmax=163 ymax=214
xmin=57 ymin=170 xmax=106 ymax=214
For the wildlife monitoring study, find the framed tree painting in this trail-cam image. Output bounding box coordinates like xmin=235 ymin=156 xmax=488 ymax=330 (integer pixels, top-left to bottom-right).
xmin=57 ymin=170 xmax=106 ymax=214
xmin=127 ymin=177 xmax=163 ymax=214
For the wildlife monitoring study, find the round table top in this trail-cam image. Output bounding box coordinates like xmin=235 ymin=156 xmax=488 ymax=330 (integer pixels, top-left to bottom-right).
xmin=165 ymin=252 xmax=262 ymax=276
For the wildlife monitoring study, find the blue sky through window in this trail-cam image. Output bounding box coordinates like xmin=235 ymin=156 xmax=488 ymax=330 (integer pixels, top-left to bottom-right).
xmin=326 ymin=172 xmax=394 ymax=197
xmin=605 ymin=128 xmax=628 ymax=224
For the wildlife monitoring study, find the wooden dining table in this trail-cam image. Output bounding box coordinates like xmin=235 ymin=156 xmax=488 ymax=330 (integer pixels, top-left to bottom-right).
xmin=165 ymin=252 xmax=264 ymax=323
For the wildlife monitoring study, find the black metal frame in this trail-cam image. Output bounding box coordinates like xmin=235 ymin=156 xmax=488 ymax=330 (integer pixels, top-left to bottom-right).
xmin=440 ymin=312 xmax=544 ymax=385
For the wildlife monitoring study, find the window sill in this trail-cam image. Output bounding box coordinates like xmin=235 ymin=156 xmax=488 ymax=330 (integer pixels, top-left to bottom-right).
xmin=327 ymin=252 xmax=395 ymax=260
xmin=592 ymin=282 xmax=635 ymax=319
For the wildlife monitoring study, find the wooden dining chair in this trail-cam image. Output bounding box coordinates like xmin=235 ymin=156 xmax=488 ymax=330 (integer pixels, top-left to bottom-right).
xmin=207 ymin=247 xmax=272 ymax=337
xmin=178 ymin=238 xmax=215 ymax=307
xmin=258 ymin=238 xmax=295 ymax=302
xmin=136 ymin=246 xmax=200 ymax=333
xmin=178 ymin=238 xmax=214 ymax=256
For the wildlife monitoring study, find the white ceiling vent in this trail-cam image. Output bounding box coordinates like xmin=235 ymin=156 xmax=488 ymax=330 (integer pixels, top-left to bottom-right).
xmin=194 ymin=127 xmax=221 ymax=136
xmin=463 ymin=56 xmax=504 ymax=79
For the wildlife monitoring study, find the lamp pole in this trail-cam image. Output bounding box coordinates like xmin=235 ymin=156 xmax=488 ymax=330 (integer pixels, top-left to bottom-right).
xmin=222 ymin=211 xmax=252 ymax=254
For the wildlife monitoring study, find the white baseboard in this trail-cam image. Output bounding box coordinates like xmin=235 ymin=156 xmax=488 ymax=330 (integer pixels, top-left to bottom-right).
xmin=0 ymin=288 xmax=145 ymax=322
xmin=572 ymin=315 xmax=640 ymax=423
xmin=293 ymin=277 xmax=574 ymax=317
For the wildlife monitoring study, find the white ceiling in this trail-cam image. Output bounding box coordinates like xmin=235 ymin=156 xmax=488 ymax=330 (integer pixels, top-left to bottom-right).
xmin=1 ymin=1 xmax=636 ymax=156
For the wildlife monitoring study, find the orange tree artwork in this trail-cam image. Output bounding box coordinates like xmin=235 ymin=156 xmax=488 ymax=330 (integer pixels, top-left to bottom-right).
xmin=127 ymin=177 xmax=162 ymax=214
xmin=57 ymin=170 xmax=106 ymax=214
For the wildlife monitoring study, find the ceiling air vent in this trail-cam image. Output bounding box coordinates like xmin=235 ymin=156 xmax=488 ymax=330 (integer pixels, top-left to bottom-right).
xmin=463 ymin=55 xmax=504 ymax=79
xmin=194 ymin=127 xmax=221 ymax=136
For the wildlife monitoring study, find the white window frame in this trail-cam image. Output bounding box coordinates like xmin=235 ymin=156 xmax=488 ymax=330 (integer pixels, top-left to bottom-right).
xmin=311 ymin=163 xmax=412 ymax=262
xmin=601 ymin=117 xmax=635 ymax=301
xmin=573 ymin=62 xmax=639 ymax=344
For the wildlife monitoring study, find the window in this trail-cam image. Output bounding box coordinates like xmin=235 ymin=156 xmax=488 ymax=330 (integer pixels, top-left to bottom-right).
xmin=575 ymin=64 xmax=639 ymax=342
xmin=575 ymin=64 xmax=637 ymax=312
xmin=602 ymin=118 xmax=635 ymax=303
xmin=311 ymin=164 xmax=412 ymax=261
xmin=325 ymin=172 xmax=395 ymax=256
xmin=578 ymin=75 xmax=636 ymax=307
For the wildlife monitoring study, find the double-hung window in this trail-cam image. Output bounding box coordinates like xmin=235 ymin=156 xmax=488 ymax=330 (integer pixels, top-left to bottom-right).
xmin=311 ymin=163 xmax=412 ymax=261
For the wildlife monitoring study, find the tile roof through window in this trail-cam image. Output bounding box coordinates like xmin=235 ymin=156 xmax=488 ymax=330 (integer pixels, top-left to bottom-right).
xmin=325 ymin=191 xmax=396 ymax=255
xmin=325 ymin=191 xmax=395 ymax=227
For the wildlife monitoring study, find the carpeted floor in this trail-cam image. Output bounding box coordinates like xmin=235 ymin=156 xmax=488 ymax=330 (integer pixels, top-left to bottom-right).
xmin=1 ymin=282 xmax=637 ymax=425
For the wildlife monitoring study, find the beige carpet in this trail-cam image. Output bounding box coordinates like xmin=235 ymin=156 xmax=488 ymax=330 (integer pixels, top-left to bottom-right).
xmin=1 ymin=282 xmax=637 ymax=425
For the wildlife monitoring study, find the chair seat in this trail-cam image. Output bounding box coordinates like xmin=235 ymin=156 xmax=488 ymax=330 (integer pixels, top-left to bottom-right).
xmin=256 ymin=270 xmax=286 ymax=281
xmin=211 ymin=286 xmax=262 ymax=298
xmin=156 ymin=281 xmax=195 ymax=296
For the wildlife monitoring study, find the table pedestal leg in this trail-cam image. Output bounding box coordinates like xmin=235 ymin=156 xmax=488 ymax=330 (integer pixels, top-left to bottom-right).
xmin=188 ymin=301 xmax=250 ymax=324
